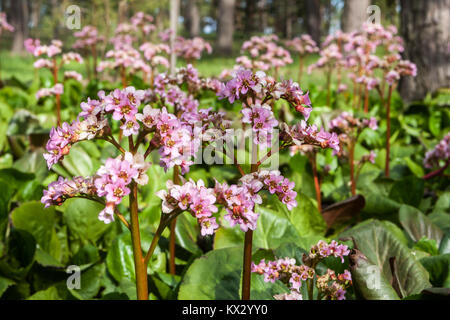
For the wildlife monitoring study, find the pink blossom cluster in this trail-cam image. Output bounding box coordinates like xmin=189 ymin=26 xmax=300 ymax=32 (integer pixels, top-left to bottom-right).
xmin=157 ymin=170 xmax=298 ymax=235
xmin=285 ymin=35 xmax=319 ymax=56
xmin=217 ymin=68 xmax=311 ymax=119
xmin=329 ymin=112 xmax=378 ymax=133
xmin=216 ymin=170 xmax=298 ymax=231
xmin=155 ymin=64 xmax=223 ymax=96
xmin=130 ymin=11 xmax=156 ymax=35
xmin=139 ymin=42 xmax=170 ymax=68
xmin=73 ymin=25 xmax=104 ymax=49
xmin=242 ymin=103 xmax=278 ymax=147
xmin=423 ymin=133 xmax=450 ymax=169
xmin=174 ymin=36 xmax=212 ymax=61
xmin=98 ymin=46 xmax=147 ymax=73
xmin=0 ymin=12 xmax=14 ymax=34
xmin=41 ymin=176 xmax=96 ymax=208
xmin=95 ymin=152 xmax=150 ymax=223
xmin=308 ymin=43 xmax=343 ymax=74
xmin=24 ymin=38 xmax=62 ymax=57
xmin=252 ymin=240 xmax=351 ymax=300
xmin=237 ymin=35 xmax=292 ymax=71
xmin=36 ymin=84 xmax=64 ymax=100
xmin=281 ymin=121 xmax=340 ymax=155
xmin=157 ymin=179 xmax=219 ymax=236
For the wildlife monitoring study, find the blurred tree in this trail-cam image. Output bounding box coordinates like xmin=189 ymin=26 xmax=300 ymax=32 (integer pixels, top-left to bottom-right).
xmin=399 ymin=0 xmax=450 ymax=101
xmin=217 ymin=0 xmax=235 ymax=54
xmin=9 ymin=0 xmax=29 ymax=52
xmin=305 ymin=0 xmax=321 ymax=43
xmin=341 ymin=0 xmax=370 ymax=33
xmin=185 ymin=0 xmax=200 ymax=37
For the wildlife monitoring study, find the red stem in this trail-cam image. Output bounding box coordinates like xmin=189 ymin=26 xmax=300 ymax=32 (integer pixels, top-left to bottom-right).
xmin=423 ymin=160 xmax=450 ymax=180
xmin=385 ymin=86 xmax=393 ymax=177
xmin=310 ymin=153 xmax=322 ymax=212
xmin=349 ymin=141 xmax=356 ymax=196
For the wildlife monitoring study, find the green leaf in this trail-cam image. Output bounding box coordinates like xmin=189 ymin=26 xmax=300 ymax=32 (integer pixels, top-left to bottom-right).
xmin=276 ymin=192 xmax=327 ymax=237
xmin=62 ymin=198 xmax=112 ymax=244
xmin=439 ymin=233 xmax=450 ymax=255
xmin=61 ymin=144 xmax=99 ymax=176
xmin=404 ymin=158 xmax=425 ymax=178
xmin=249 ymin=272 xmax=290 ymax=300
xmin=214 ymin=205 xmax=302 ymax=250
xmin=0 ymin=276 xmax=15 ymax=297
xmin=428 ymin=110 xmax=441 ymax=137
xmin=349 ymin=249 xmax=400 ymax=300
xmin=11 ymin=201 xmax=60 ymax=258
xmin=27 ymin=286 xmax=62 ymax=300
xmin=106 ymin=231 xmax=165 ymax=283
xmin=420 ymin=254 xmax=450 ymax=287
xmin=341 ymin=219 xmax=431 ymax=297
xmin=399 ymin=205 xmax=443 ymax=245
xmin=68 ymin=264 xmax=104 ymax=299
xmin=174 ymin=214 xmax=202 ymax=255
xmin=413 ymin=237 xmax=440 ymax=256
xmin=178 ymin=247 xmax=242 ymax=300
xmin=389 ymin=176 xmax=424 ymax=208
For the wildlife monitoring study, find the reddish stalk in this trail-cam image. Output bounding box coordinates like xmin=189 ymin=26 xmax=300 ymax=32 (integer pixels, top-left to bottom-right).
xmin=242 ymin=159 xmax=258 ymax=300
xmin=129 ymin=181 xmax=149 ymax=300
xmin=169 ymin=165 xmax=181 ymax=275
xmin=52 ymin=58 xmax=61 ymax=126
xmin=91 ymin=44 xmax=98 ymax=80
xmin=310 ymin=152 xmax=322 ymax=212
xmin=385 ymin=85 xmax=393 ymax=177
xmin=298 ymin=55 xmax=304 ymax=83
xmin=423 ymin=160 xmax=450 ymax=180
xmin=349 ymin=140 xmax=356 ymax=196
xmin=363 ymin=86 xmax=369 ymax=113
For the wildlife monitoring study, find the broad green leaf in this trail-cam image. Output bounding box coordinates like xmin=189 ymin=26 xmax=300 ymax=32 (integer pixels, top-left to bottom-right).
xmin=62 ymin=198 xmax=111 ymax=244
xmin=174 ymin=214 xmax=202 ymax=255
xmin=349 ymin=249 xmax=400 ymax=300
xmin=68 ymin=264 xmax=104 ymax=299
xmin=388 ymin=176 xmax=424 ymax=208
xmin=439 ymin=233 xmax=450 ymax=255
xmin=106 ymin=231 xmax=165 ymax=283
xmin=428 ymin=111 xmax=441 ymax=137
xmin=341 ymin=219 xmax=431 ymax=297
xmin=214 ymin=205 xmax=301 ymax=250
xmin=399 ymin=205 xmax=443 ymax=245
xmin=27 ymin=286 xmax=62 ymax=300
xmin=276 ymin=192 xmax=327 ymax=237
xmin=0 ymin=276 xmax=15 ymax=297
xmin=0 ymin=229 xmax=36 ymax=280
xmin=404 ymin=158 xmax=425 ymax=178
xmin=61 ymin=144 xmax=99 ymax=176
xmin=249 ymin=273 xmax=290 ymax=300
xmin=11 ymin=201 xmax=60 ymax=258
xmin=413 ymin=237 xmax=440 ymax=256
xmin=178 ymin=246 xmax=242 ymax=300
xmin=420 ymin=254 xmax=450 ymax=288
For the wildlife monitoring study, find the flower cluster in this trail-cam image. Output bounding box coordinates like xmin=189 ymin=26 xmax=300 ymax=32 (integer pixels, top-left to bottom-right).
xmin=139 ymin=42 xmax=170 ymax=69
xmin=423 ymin=133 xmax=450 ymax=169
xmin=95 ymin=152 xmax=150 ymax=223
xmin=218 ymin=68 xmax=311 ymax=119
xmin=281 ymin=121 xmax=340 ymax=154
xmin=285 ymin=35 xmax=319 ymax=56
xmin=73 ymin=25 xmax=104 ymax=49
xmin=41 ymin=176 xmax=96 ymax=208
xmin=216 ymin=170 xmax=297 ymax=232
xmin=0 ymin=12 xmax=14 ymax=34
xmin=130 ymin=11 xmax=156 ymax=36
xmin=25 ymin=38 xmax=84 ymax=99
xmin=237 ymin=35 xmax=292 ymax=72
xmin=174 ymin=36 xmax=212 ymax=62
xmin=157 ymin=179 xmax=219 ymax=236
xmin=252 ymin=240 xmax=351 ymax=300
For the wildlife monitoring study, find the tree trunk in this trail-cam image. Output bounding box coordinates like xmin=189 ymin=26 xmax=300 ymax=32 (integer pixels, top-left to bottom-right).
xmin=186 ymin=0 xmax=200 ymax=37
xmin=10 ymin=0 xmax=29 ymax=53
xmin=399 ymin=0 xmax=450 ymax=102
xmin=244 ymin=0 xmax=257 ymax=34
xmin=341 ymin=0 xmax=370 ymax=33
xmin=305 ymin=0 xmax=321 ymax=44
xmin=217 ymin=0 xmax=235 ymax=55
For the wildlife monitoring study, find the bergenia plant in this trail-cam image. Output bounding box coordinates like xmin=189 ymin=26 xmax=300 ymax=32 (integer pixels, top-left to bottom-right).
xmin=285 ymin=34 xmax=319 ymax=83
xmin=252 ymin=240 xmax=352 ymax=300
xmin=0 ymin=12 xmax=14 ymax=83
xmin=174 ymin=36 xmax=212 ymax=65
xmin=24 ymin=38 xmax=84 ymax=126
xmin=329 ymin=112 xmax=378 ymax=196
xmin=423 ymin=133 xmax=450 ymax=180
xmin=235 ymin=35 xmax=293 ymax=80
xmin=73 ymin=25 xmax=104 ymax=80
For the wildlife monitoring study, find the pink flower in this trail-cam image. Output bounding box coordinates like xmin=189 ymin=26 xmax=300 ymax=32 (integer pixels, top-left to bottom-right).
xmin=105 ymin=180 xmax=130 ymax=204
